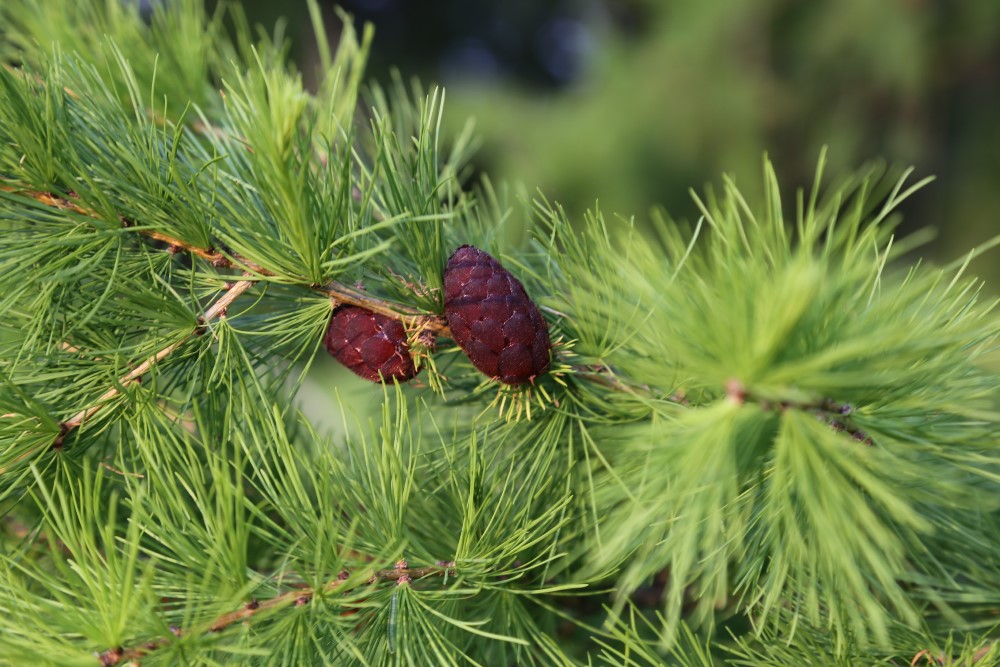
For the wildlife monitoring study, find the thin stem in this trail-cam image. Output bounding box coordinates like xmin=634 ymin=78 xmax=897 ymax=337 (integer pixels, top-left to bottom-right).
xmin=3 ymin=183 xmax=450 ymax=333
xmin=56 ymin=340 xmax=186 ymax=440
xmin=97 ymin=562 xmax=456 ymax=666
xmin=0 ymin=276 xmax=252 ymax=469
xmin=319 ymin=282 xmax=450 ymax=336
xmin=0 ymin=278 xmax=251 ymax=472
xmin=56 ymin=278 xmax=254 ymax=441
xmin=144 ymin=229 xmax=230 ymax=265
xmin=0 ymin=185 xmax=91 ymax=216
xmin=725 ymin=378 xmax=872 ymax=444
xmin=569 ymin=363 xmax=656 ymax=397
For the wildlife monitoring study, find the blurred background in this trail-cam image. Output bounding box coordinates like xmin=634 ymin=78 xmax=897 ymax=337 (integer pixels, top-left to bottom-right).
xmin=220 ymin=0 xmax=1000 ymax=282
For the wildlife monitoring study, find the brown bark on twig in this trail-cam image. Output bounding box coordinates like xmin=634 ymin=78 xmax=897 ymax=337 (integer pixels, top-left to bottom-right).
xmin=0 ymin=278 xmax=255 ymax=474
xmin=725 ymin=379 xmax=873 ymax=444
xmin=1 ymin=184 xmax=451 ymax=335
xmin=97 ymin=562 xmax=456 ymax=666
xmin=57 ymin=278 xmax=255 ymax=436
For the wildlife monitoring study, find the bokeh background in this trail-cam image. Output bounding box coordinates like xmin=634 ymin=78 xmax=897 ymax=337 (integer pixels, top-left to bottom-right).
xmin=225 ymin=0 xmax=999 ymax=278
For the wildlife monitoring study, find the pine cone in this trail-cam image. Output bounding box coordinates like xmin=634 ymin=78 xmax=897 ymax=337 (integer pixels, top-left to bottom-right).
xmin=444 ymin=245 xmax=551 ymax=385
xmin=324 ymin=306 xmax=418 ymax=383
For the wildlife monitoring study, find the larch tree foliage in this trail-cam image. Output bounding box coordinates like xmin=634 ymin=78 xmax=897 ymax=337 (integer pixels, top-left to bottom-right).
xmin=1 ymin=1 xmax=999 ymax=665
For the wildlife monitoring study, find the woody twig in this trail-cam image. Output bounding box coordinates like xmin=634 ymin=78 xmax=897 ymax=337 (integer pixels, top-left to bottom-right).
xmin=0 ymin=277 xmax=254 ymax=472
xmin=55 ymin=278 xmax=255 ymax=443
xmin=97 ymin=561 xmax=456 ymax=667
xmin=0 ymin=184 xmax=450 ymax=335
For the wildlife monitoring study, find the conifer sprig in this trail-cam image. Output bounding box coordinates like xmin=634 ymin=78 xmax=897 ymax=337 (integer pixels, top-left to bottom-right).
xmin=3 ymin=0 xmax=1000 ymax=665
xmin=57 ymin=277 xmax=256 ymax=440
xmin=0 ymin=185 xmax=451 ymax=331
xmin=97 ymin=560 xmax=457 ymax=667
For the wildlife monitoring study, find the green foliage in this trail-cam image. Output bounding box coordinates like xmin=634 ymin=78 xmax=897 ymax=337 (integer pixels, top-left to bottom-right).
xmin=0 ymin=0 xmax=226 ymax=114
xmin=539 ymin=156 xmax=1000 ymax=645
xmin=1 ymin=2 xmax=1000 ymax=666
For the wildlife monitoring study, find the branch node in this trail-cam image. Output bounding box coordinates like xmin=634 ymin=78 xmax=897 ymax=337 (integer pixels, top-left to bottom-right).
xmin=435 ymin=560 xmax=456 ymax=575
xmin=725 ymin=378 xmax=746 ymax=405
xmin=98 ymin=647 xmax=123 ymax=667
xmin=52 ymin=422 xmax=70 ymax=450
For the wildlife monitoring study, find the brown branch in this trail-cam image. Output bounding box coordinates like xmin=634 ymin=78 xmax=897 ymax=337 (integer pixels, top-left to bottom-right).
xmin=725 ymin=379 xmax=873 ymax=444
xmin=143 ymin=229 xmax=230 ymax=265
xmin=569 ymin=363 xmax=654 ymax=396
xmin=56 ymin=340 xmax=186 ymax=442
xmin=99 ymin=461 xmax=145 ymax=479
xmin=318 ymin=282 xmax=450 ymax=336
xmin=3 ymin=183 xmax=450 ymax=334
xmin=2 ymin=281 xmax=248 ymax=471
xmin=567 ymin=371 xmax=871 ymax=444
xmin=55 ymin=278 xmax=254 ymax=443
xmin=0 ymin=185 xmax=92 ymax=216
xmin=0 ymin=279 xmax=256 ymax=475
xmin=98 ymin=561 xmax=456 ymax=666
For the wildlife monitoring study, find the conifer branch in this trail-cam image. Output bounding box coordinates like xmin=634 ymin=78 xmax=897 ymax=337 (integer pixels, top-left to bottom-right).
xmin=3 ymin=0 xmax=1000 ymax=661
xmin=96 ymin=561 xmax=456 ymax=667
xmin=1 ymin=183 xmax=452 ymax=335
xmin=45 ymin=278 xmax=256 ymax=453
xmin=0 ymin=177 xmax=881 ymax=447
xmin=5 ymin=298 xmax=232 ymax=506
xmin=570 ymin=363 xmax=659 ymax=397
xmin=725 ymin=378 xmax=872 ymax=443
